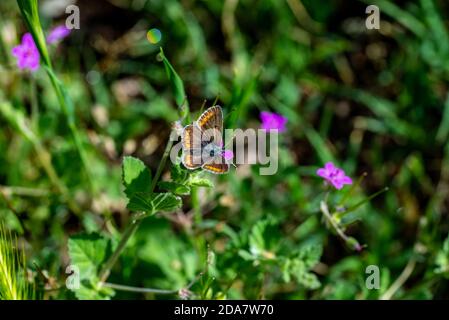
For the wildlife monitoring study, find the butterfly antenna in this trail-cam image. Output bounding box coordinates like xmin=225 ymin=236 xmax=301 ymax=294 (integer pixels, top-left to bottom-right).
xmin=212 ymin=94 xmax=220 ymax=107
xmin=223 ymin=132 xmax=237 ymax=149
xmin=199 ymin=99 xmax=207 ymax=115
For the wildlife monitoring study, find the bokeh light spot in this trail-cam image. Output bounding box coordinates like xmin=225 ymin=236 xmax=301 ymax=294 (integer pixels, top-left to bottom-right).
xmin=147 ymin=28 xmax=162 ymax=44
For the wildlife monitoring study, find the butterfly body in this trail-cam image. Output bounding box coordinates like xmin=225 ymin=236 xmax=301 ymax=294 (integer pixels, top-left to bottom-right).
xmin=181 ymin=106 xmax=230 ymax=174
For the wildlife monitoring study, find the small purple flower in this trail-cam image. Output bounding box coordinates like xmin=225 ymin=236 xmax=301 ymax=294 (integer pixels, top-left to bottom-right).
xmin=47 ymin=25 xmax=71 ymax=44
xmin=11 ymin=33 xmax=40 ymax=72
xmin=317 ymin=162 xmax=353 ymax=190
xmin=216 ymin=140 xmax=233 ymax=161
xmin=260 ymin=111 xmax=287 ymax=132
xmin=222 ymin=149 xmax=234 ymax=161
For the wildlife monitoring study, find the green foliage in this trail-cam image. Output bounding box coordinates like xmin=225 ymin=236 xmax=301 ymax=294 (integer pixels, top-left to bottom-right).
xmin=159 ymin=48 xmax=187 ymax=109
xmin=122 ymin=156 xmax=152 ymax=197
xmin=0 ymin=224 xmax=36 ymax=300
xmin=2 ymin=0 xmax=449 ymax=300
xmin=122 ymin=156 xmax=182 ymax=215
xmin=127 ymin=192 xmax=182 ymax=214
xmin=68 ymin=233 xmax=111 ymax=281
xmin=67 ymin=233 xmax=114 ymax=300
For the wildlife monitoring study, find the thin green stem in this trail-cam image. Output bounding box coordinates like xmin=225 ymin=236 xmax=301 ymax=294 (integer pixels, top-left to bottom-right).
xmin=16 ymin=0 xmax=94 ymax=193
xmin=30 ymin=76 xmax=38 ymax=132
xmin=99 ymin=219 xmax=140 ymax=283
xmin=380 ymin=256 xmax=417 ymax=300
xmin=320 ymin=201 xmax=350 ymax=243
xmin=102 ymin=271 xmax=203 ymax=295
xmin=191 ymin=186 xmax=207 ymax=266
xmin=99 ymin=135 xmax=175 ymax=283
xmin=191 ymin=186 xmax=201 ymax=225
xmin=103 ymin=281 xmax=178 ymax=294
xmin=45 ymin=69 xmax=95 ymax=193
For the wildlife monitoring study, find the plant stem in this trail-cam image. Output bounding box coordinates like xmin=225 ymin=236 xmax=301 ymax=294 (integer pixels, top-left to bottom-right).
xmin=380 ymin=256 xmax=416 ymax=300
xmin=102 ymin=271 xmax=203 ymax=295
xmin=30 ymin=76 xmax=39 ymax=132
xmin=99 ymin=135 xmax=175 ymax=283
xmin=191 ymin=186 xmax=207 ymax=266
xmin=45 ymin=69 xmax=95 ymax=194
xmin=99 ymin=219 xmax=140 ymax=283
xmin=103 ymin=281 xmax=178 ymax=294
xmin=191 ymin=186 xmax=202 ymax=225
xmin=15 ymin=1 xmax=95 ymax=194
xmin=320 ymin=201 xmax=350 ymax=243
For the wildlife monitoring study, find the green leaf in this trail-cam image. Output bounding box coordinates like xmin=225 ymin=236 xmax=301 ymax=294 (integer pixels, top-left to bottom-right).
xmin=122 ymin=156 xmax=151 ymax=198
xmin=159 ymin=48 xmax=186 ymax=108
xmin=297 ymin=271 xmax=321 ymax=290
xmin=298 ymin=244 xmax=322 ymax=269
xmin=158 ymin=181 xmax=191 ymax=195
xmin=127 ymin=192 xmax=182 ymax=215
xmin=151 ymin=192 xmax=182 ymax=212
xmin=249 ymin=221 xmax=267 ymax=257
xmin=188 ymin=175 xmax=214 ymax=188
xmin=171 ymin=163 xmax=188 ymax=183
xmin=67 ymin=233 xmax=115 ymax=300
xmin=68 ymin=233 xmax=111 ymax=281
xmin=289 ymin=258 xmax=321 ymax=290
xmin=74 ymin=280 xmax=115 ymax=300
xmin=127 ymin=192 xmax=154 ymax=213
xmin=281 ymin=259 xmax=292 ymax=283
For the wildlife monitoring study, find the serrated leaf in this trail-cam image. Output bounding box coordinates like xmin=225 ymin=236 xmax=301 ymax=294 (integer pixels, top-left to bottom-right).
xmin=298 ymin=244 xmax=322 ymax=269
xmin=158 ymin=181 xmax=191 ymax=195
xmin=127 ymin=192 xmax=182 ymax=215
xmin=188 ymin=175 xmax=214 ymax=188
xmin=126 ymin=192 xmax=154 ymax=213
xmin=171 ymin=163 xmax=188 ymax=183
xmin=297 ymin=271 xmax=321 ymax=290
xmin=122 ymin=156 xmax=151 ymax=198
xmin=68 ymin=233 xmax=110 ymax=281
xmin=152 ymin=192 xmax=182 ymax=212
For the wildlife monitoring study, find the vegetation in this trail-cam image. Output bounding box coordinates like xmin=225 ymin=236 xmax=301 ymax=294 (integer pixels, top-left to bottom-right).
xmin=0 ymin=0 xmax=448 ymax=299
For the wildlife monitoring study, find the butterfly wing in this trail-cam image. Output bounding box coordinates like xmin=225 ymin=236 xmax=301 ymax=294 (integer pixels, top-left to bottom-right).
xmin=181 ymin=124 xmax=203 ymax=169
xmin=196 ymin=106 xmax=223 ymax=145
xmin=182 ymin=150 xmax=203 ymax=169
xmin=202 ymin=154 xmax=229 ymax=174
xmin=181 ymin=124 xmax=202 ymax=150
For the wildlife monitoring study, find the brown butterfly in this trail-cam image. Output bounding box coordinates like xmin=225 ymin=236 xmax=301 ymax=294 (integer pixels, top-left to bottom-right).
xmin=181 ymin=105 xmax=230 ymax=174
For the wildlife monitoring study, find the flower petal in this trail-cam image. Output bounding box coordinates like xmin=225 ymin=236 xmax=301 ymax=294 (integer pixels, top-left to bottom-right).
xmin=316 ymin=168 xmax=328 ymax=178
xmin=341 ymin=176 xmax=353 ymax=185
xmin=325 ymin=162 xmax=335 ymax=171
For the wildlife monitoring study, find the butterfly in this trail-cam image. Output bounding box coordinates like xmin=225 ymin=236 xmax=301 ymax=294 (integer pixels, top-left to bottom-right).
xmin=181 ymin=105 xmax=230 ymax=174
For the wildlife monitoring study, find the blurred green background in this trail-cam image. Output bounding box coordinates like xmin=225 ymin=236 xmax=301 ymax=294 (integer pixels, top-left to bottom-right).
xmin=1 ymin=0 xmax=449 ymax=299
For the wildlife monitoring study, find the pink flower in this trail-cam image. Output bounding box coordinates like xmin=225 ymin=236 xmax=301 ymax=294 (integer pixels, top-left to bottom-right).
xmin=222 ymin=150 xmax=234 ymax=161
xmin=11 ymin=33 xmax=40 ymax=72
xmin=260 ymin=111 xmax=287 ymax=132
xmin=216 ymin=140 xmax=234 ymax=161
xmin=47 ymin=25 xmax=71 ymax=44
xmin=317 ymin=162 xmax=353 ymax=190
